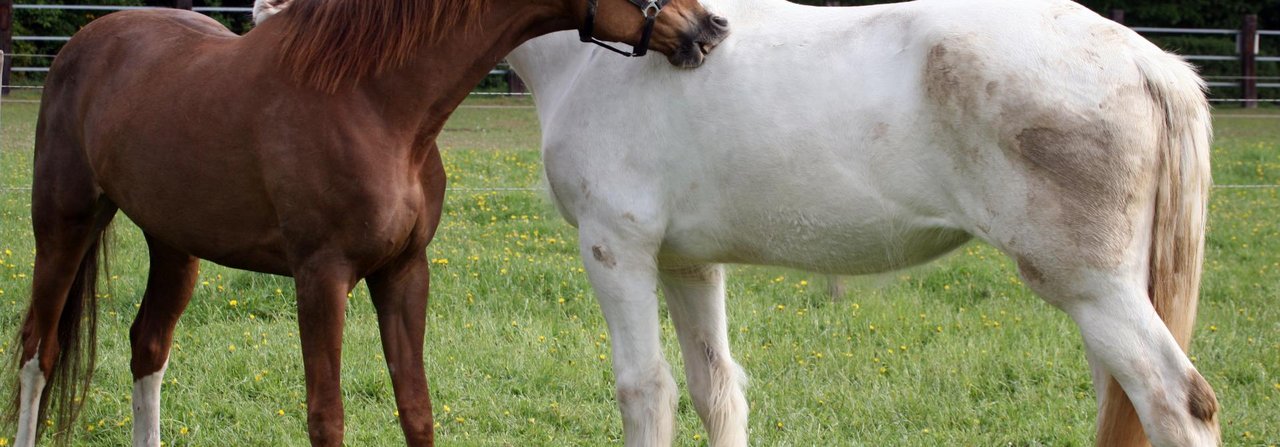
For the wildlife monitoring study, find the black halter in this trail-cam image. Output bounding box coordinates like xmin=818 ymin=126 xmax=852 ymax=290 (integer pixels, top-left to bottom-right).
xmin=579 ymin=0 xmax=670 ymax=57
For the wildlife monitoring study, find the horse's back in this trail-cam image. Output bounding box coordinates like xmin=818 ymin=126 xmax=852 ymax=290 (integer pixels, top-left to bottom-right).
xmin=54 ymin=9 xmax=233 ymax=73
xmin=44 ymin=9 xmax=237 ymax=112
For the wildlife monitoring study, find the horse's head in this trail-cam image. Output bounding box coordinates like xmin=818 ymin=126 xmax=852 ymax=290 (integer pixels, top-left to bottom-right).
xmin=578 ymin=0 xmax=730 ymax=68
xmin=252 ymin=0 xmax=287 ymax=25
xmin=252 ymin=0 xmax=728 ymax=69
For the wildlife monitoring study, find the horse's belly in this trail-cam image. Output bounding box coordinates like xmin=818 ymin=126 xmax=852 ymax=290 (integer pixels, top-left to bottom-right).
xmin=116 ymin=197 xmax=291 ymax=275
xmin=664 ymin=214 xmax=971 ymax=275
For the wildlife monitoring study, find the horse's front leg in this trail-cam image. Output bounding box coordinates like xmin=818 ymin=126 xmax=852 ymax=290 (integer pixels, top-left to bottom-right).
xmin=367 ymin=254 xmax=434 ymax=446
xmin=659 ymin=263 xmax=748 ymax=447
xmin=293 ymin=262 xmax=357 ymax=447
xmin=579 ymin=222 xmax=677 ymax=446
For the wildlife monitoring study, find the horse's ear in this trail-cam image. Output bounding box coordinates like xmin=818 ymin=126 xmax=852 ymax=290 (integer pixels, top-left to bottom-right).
xmin=253 ymin=0 xmax=291 ymax=25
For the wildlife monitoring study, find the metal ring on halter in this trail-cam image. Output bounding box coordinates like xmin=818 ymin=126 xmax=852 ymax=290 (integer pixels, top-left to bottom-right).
xmin=579 ymin=0 xmax=669 ymax=58
xmin=642 ymin=1 xmax=661 ymax=18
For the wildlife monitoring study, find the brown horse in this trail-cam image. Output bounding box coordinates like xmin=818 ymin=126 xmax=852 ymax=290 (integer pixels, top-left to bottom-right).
xmin=6 ymin=1 xmax=729 ymax=446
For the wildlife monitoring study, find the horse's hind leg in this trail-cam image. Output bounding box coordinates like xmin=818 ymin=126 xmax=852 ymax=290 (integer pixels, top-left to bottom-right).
xmin=128 ymin=235 xmax=199 ymax=447
xmin=659 ymin=263 xmax=747 ymax=447
xmin=1017 ymin=261 xmax=1217 ymax=446
xmin=578 ymin=224 xmax=677 ymax=446
xmin=367 ymin=254 xmax=434 ymax=446
xmin=14 ymin=138 xmax=115 ymax=446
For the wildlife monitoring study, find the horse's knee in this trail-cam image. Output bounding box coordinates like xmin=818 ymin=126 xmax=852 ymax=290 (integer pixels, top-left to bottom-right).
xmin=400 ymin=421 xmax=433 ymax=447
xmin=306 ymin=412 xmax=345 ymax=447
xmin=615 ymin=362 xmax=678 ymax=446
xmin=614 ymin=359 xmax=677 ymax=427
xmin=615 ymin=361 xmax=677 ymax=409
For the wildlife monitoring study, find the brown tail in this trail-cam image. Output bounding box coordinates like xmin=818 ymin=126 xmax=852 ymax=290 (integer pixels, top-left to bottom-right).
xmin=5 ymin=232 xmax=109 ymax=444
xmin=1096 ymin=51 xmax=1213 ymax=447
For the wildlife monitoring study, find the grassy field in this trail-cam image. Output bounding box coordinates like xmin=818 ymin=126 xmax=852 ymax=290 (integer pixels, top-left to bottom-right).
xmin=0 ymin=92 xmax=1277 ymax=446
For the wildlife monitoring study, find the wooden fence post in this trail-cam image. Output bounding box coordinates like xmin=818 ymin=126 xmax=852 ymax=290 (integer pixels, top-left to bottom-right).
xmin=175 ymin=0 xmax=193 ymax=10
xmin=1 ymin=0 xmax=13 ymax=96
xmin=1240 ymin=14 xmax=1258 ymax=109
xmin=506 ymin=70 xmax=526 ymax=95
xmin=1108 ymin=9 xmax=1124 ymax=25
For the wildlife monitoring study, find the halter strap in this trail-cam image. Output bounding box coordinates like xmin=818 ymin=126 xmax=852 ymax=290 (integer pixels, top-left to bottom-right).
xmin=579 ymin=0 xmax=670 ymax=57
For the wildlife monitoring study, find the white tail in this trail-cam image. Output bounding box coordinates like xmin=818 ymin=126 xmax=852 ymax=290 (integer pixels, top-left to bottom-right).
xmin=1097 ymin=50 xmax=1216 ymax=447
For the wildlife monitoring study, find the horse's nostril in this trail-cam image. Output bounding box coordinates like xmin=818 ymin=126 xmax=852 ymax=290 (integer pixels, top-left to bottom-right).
xmin=711 ymin=15 xmax=729 ymax=29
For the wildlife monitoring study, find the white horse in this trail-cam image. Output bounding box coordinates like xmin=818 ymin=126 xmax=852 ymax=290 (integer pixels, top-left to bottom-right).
xmin=259 ymin=1 xmax=1218 ymax=445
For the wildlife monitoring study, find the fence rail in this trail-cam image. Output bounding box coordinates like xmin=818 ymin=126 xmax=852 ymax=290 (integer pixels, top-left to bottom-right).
xmin=0 ymin=3 xmax=1276 ymax=105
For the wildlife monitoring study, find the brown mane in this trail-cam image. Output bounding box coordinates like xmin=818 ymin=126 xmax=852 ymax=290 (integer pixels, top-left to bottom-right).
xmin=275 ymin=0 xmax=488 ymax=93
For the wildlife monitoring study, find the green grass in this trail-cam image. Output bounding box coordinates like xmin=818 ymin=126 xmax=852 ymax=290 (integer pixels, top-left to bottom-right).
xmin=1 ymin=93 xmax=1277 ymax=446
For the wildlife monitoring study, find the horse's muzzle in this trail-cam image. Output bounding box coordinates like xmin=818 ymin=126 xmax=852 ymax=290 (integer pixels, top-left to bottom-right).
xmin=670 ymin=14 xmax=730 ymax=68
